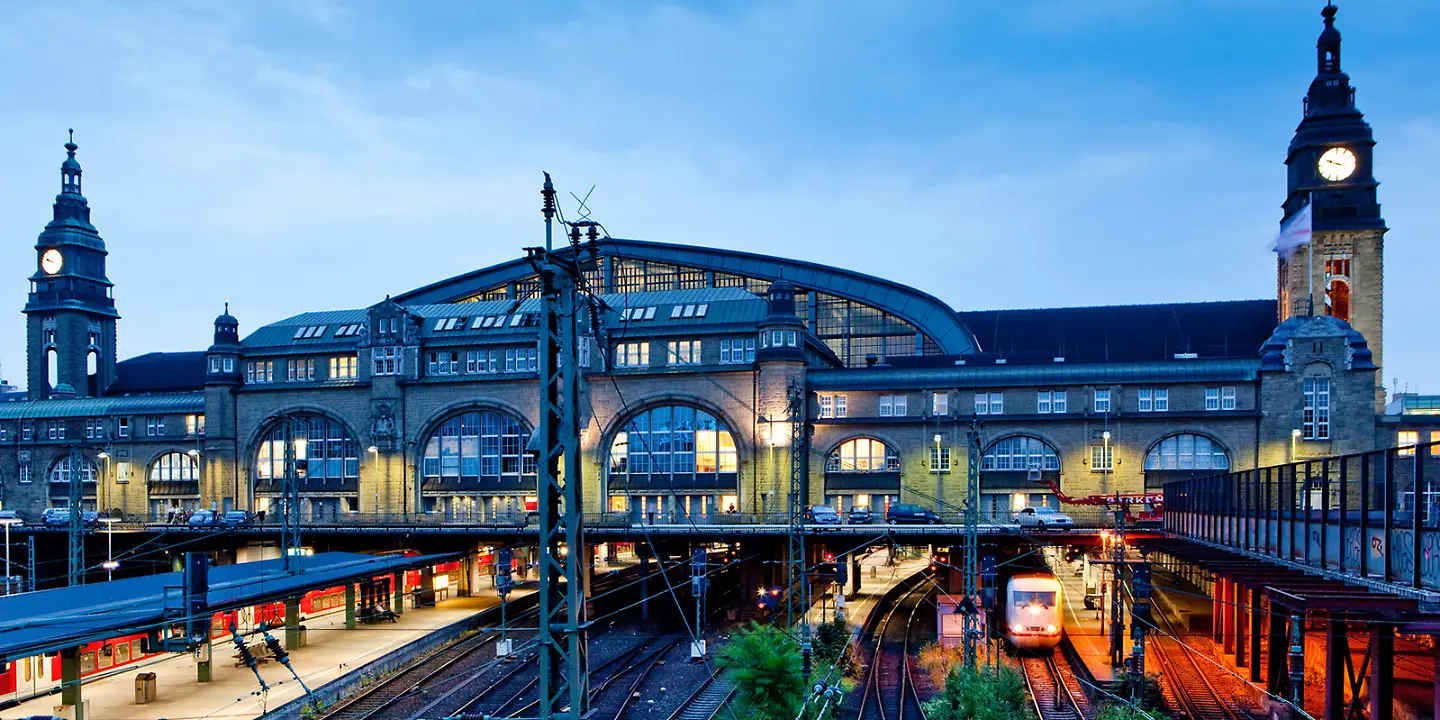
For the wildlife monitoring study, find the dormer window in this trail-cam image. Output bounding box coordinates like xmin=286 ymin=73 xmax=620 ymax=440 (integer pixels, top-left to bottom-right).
xmin=292 ymin=325 xmax=328 ymax=340
xmin=334 ymin=324 xmax=363 ymax=337
xmin=433 ymin=317 xmax=465 ymax=331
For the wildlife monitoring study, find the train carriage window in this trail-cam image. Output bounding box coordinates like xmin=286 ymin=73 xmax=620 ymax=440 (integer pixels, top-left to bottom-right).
xmin=1013 ymin=590 xmax=1056 ymax=607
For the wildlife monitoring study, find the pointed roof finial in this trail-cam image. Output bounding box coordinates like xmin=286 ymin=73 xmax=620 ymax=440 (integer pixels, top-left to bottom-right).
xmin=65 ymin=128 xmax=77 ymax=156
xmin=224 ymin=302 xmax=230 ymax=314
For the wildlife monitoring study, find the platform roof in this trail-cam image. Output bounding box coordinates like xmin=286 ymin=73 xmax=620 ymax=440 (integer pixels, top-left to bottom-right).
xmin=0 ymin=551 xmax=458 ymax=661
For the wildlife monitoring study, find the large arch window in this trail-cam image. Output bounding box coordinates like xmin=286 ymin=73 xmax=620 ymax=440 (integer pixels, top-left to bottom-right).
xmin=1145 ymin=434 xmax=1229 ymax=471
xmin=255 ymin=415 xmax=358 ymax=482
xmin=49 ymin=456 xmax=98 ymax=484
xmin=825 ymin=438 xmax=899 ymax=473
xmin=422 ymin=410 xmax=536 ymax=484
xmin=150 ymin=452 xmax=198 ymax=482
xmin=982 ymin=436 xmax=1060 ymax=472
xmin=608 ymin=406 xmax=738 ymax=489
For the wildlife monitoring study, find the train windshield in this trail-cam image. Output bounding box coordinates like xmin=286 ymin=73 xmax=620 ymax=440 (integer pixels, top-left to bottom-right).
xmin=1013 ymin=590 xmax=1056 ymax=608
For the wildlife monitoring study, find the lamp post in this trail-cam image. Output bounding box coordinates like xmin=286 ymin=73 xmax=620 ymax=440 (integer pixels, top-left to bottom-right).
xmin=98 ymin=518 xmax=119 ymax=582
xmin=1291 ymin=428 xmax=1302 ymax=462
xmin=368 ymin=446 xmax=380 ymax=521
xmin=1102 ymin=431 xmax=1112 ymax=495
xmin=0 ymin=517 xmax=20 ymax=596
xmin=96 ymin=451 xmax=110 ymax=519
xmin=933 ymin=433 xmax=943 ymax=520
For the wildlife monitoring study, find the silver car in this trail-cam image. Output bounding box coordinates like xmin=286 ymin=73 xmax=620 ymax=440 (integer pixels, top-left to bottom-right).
xmin=1014 ymin=506 xmax=1074 ymax=529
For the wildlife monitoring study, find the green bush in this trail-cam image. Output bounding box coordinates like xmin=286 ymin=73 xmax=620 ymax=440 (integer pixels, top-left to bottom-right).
xmin=922 ymin=666 xmax=1033 ymax=720
xmin=717 ymin=622 xmax=806 ymax=720
xmin=812 ymin=619 xmax=850 ymax=663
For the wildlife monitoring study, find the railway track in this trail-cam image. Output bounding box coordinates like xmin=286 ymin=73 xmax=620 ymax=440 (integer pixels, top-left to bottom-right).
xmin=667 ymin=670 xmax=736 ymax=720
xmin=857 ymin=574 xmax=933 ymax=720
xmin=1020 ymin=654 xmax=1085 ymax=720
xmin=1147 ymin=608 xmax=1247 ymax=720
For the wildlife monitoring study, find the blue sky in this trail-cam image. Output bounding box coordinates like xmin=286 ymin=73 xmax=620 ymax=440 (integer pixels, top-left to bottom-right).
xmin=1 ymin=1 xmax=1437 ymax=392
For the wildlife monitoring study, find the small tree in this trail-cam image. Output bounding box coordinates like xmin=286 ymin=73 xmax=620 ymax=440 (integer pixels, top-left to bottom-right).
xmin=812 ymin=619 xmax=850 ymax=663
xmin=923 ymin=666 xmax=1033 ymax=720
xmin=916 ymin=643 xmax=963 ymax=687
xmin=717 ymin=622 xmax=806 ymax=720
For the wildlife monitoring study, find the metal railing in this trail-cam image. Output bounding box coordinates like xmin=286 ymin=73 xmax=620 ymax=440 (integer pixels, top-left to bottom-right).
xmin=1165 ymin=441 xmax=1440 ymax=592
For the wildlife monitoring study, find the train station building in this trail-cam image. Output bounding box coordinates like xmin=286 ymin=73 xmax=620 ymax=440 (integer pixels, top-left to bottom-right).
xmin=0 ymin=4 xmax=1411 ymax=527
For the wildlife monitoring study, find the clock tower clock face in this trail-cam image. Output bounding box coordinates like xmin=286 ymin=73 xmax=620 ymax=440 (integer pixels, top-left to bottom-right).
xmin=1317 ymin=147 xmax=1357 ymax=182
xmin=40 ymin=249 xmax=63 ymax=275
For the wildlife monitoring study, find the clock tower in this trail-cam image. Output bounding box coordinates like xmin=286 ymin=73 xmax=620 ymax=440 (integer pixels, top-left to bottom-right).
xmin=1278 ymin=4 xmax=1386 ymax=407
xmin=23 ymin=131 xmax=119 ymax=400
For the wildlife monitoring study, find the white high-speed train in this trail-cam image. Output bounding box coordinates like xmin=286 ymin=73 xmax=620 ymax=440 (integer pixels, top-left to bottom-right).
xmin=1005 ymin=572 xmax=1063 ymax=651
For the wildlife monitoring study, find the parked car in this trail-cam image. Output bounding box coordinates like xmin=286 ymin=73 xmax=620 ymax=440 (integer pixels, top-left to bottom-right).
xmin=39 ymin=508 xmax=98 ymax=528
xmin=886 ymin=503 xmax=940 ymax=525
xmin=217 ymin=510 xmax=254 ymax=528
xmin=848 ymin=506 xmax=873 ymax=524
xmin=1014 ymin=506 xmax=1075 ymax=530
xmin=187 ymin=509 xmax=218 ymax=527
xmin=805 ymin=505 xmax=842 ymax=525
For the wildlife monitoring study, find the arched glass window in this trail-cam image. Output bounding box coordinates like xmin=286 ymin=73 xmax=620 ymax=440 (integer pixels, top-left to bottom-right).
xmin=50 ymin=456 xmax=97 ymax=484
xmin=825 ymin=438 xmax=899 ymax=473
xmin=1145 ymin=434 xmax=1229 ymax=471
xmin=150 ymin=452 xmax=198 ymax=482
xmin=255 ymin=415 xmax=358 ymax=481
xmin=609 ymin=406 xmax=738 ymax=486
xmin=982 ymin=436 xmax=1060 ymax=471
xmin=422 ymin=410 xmax=537 ymax=482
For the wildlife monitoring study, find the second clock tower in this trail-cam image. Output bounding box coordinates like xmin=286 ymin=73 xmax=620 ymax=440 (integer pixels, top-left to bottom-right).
xmin=1279 ymin=4 xmax=1386 ymax=407
xmin=23 ymin=131 xmax=119 ymax=400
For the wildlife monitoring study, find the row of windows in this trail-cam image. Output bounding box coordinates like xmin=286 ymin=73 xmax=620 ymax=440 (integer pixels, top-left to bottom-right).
xmin=820 ymin=386 xmax=1243 ymax=418
xmin=824 ymin=432 xmax=1229 ymax=475
xmin=611 ymin=337 xmax=757 ymax=369
xmin=11 ymin=452 xmax=200 ymax=486
xmin=0 ymin=415 xmax=203 ymax=441
xmin=249 ymin=356 xmax=360 ymax=384
xmin=427 ymin=348 xmax=537 ymax=376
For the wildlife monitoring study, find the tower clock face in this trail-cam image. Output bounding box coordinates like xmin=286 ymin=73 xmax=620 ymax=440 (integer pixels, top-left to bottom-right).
xmin=1317 ymin=147 xmax=1357 ymax=182
xmin=40 ymin=249 xmax=63 ymax=275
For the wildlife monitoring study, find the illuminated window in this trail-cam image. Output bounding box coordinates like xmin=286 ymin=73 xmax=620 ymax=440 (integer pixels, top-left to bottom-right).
xmin=615 ymin=342 xmax=650 ymax=368
xmin=1145 ymin=434 xmax=1229 ymax=471
xmin=422 ymin=411 xmax=537 ymax=483
xmin=608 ymin=406 xmax=738 ymax=489
xmin=983 ymin=436 xmax=1060 ymax=471
xmin=930 ymin=446 xmax=952 ymax=472
xmin=1303 ymin=377 xmax=1330 ymax=440
xmin=254 ymin=415 xmax=358 ymax=483
xmin=246 ymin=360 xmax=274 ymax=384
xmin=186 ymin=414 xmax=205 ymax=437
xmin=331 ymin=355 xmax=359 ymax=379
xmin=1398 ymin=430 xmax=1418 ymax=457
xmin=49 ymin=456 xmax=97 ymax=484
xmin=667 ymin=340 xmax=702 ymax=366
xmin=819 ymin=394 xmax=847 ymax=419
xmin=826 ymin=438 xmax=899 ymax=472
xmin=1432 ymin=431 xmax=1440 ymax=457
xmin=150 ymin=452 xmax=198 ymax=482
xmin=932 ymin=392 xmax=949 ymax=416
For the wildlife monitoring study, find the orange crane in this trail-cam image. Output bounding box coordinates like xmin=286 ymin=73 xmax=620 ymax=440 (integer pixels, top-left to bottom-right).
xmin=1028 ymin=471 xmax=1164 ymax=528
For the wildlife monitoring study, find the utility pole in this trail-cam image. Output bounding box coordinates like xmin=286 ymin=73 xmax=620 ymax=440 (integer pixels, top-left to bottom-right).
xmin=280 ymin=418 xmax=304 ymax=574
xmin=691 ymin=547 xmax=708 ymax=660
xmin=785 ymin=381 xmax=812 ymax=677
xmin=67 ymin=448 xmax=85 ymax=587
xmin=530 ymin=173 xmax=597 ymax=720
xmin=1128 ymin=556 xmax=1151 ymax=706
xmin=1109 ymin=506 xmax=1127 ymax=666
xmin=962 ymin=420 xmax=981 ymax=670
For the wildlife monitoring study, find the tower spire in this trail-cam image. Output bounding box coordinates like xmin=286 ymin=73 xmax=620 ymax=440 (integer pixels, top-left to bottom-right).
xmin=60 ymin=128 xmax=83 ymax=196
xmin=1318 ymin=3 xmax=1341 ymax=74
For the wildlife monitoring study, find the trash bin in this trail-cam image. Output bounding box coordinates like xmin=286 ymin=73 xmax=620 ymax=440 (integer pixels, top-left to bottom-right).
xmin=135 ymin=672 xmax=157 ymax=704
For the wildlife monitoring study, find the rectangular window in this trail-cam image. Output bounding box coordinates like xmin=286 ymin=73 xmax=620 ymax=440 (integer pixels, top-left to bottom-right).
xmin=933 ymin=392 xmax=949 ymax=416
xmin=505 ymin=349 xmax=517 ymax=373
xmin=719 ymin=338 xmax=755 ymax=364
xmin=1222 ymin=386 xmax=1236 ymax=410
xmin=425 ymin=351 xmax=458 ymax=377
xmin=879 ymin=394 xmax=907 ymax=417
xmin=1094 ymin=389 xmax=1111 ymax=414
xmin=974 ymin=392 xmax=988 ymax=415
xmin=373 ymin=347 xmax=402 ymax=376
xmin=0 ymin=425 xmax=6 ymax=442
xmin=246 ymin=360 xmax=274 ymax=384
xmin=667 ymin=340 xmax=702 ymax=366
xmin=84 ymin=419 xmax=105 ymax=440
xmin=819 ymin=393 xmax=847 ymax=419
xmin=1399 ymin=430 xmax=1419 ymax=457
xmin=1053 ymin=391 xmax=1067 ymax=414
xmin=835 ymin=394 xmax=847 ymax=418
xmin=1205 ymin=387 xmax=1220 ymax=411
xmin=1090 ymin=445 xmax=1114 ymax=471
xmin=1154 ymin=388 xmax=1169 ymax=412
xmin=18 ymin=464 xmax=31 ymax=484
xmin=1303 ymin=377 xmax=1331 ymax=440
xmin=878 ymin=395 xmax=892 ymax=417
xmin=210 ymin=357 xmax=221 ymax=373
xmin=615 ymin=342 xmax=650 ymax=368
xmin=1138 ymin=389 xmax=1153 ymax=412
xmin=330 ymin=355 xmax=358 ymax=379
xmin=22 ymin=423 xmax=32 ymax=441
xmin=223 ymin=357 xmax=234 ymax=373
xmin=146 ymin=417 xmax=166 ymax=437
xmin=1037 ymin=391 xmax=1051 ymax=414
xmin=117 ymin=418 xmax=129 ymax=438
xmin=186 ymin=414 xmax=206 ymax=436
xmin=288 ymin=358 xmax=315 ymax=382
xmin=930 ymin=446 xmax=952 ymax=472
xmin=527 ymin=347 xmax=538 ymax=372
xmin=466 ymin=350 xmax=498 ymax=374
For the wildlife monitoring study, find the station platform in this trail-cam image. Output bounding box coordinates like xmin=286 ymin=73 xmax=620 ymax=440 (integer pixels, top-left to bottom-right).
xmin=1 ymin=588 xmax=531 ymax=720
xmin=1053 ymin=557 xmax=1118 ymax=684
xmin=804 ymin=548 xmax=929 ymax=631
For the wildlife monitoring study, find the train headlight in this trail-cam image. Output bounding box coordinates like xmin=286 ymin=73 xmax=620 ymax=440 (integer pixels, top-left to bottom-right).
xmin=1045 ymin=624 xmax=1058 ymax=634
xmin=1011 ymin=623 xmax=1024 ymax=634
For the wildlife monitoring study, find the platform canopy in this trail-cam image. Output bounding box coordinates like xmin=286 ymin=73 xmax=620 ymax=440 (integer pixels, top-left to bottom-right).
xmin=0 ymin=551 xmax=458 ymax=661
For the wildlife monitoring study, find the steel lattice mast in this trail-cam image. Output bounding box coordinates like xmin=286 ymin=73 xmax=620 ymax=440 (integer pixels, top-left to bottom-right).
xmin=785 ymin=381 xmax=813 ymax=672
xmin=531 ymin=173 xmax=594 ymax=720
xmin=963 ymin=423 xmax=980 ymax=669
xmin=67 ymin=448 xmax=85 ymax=586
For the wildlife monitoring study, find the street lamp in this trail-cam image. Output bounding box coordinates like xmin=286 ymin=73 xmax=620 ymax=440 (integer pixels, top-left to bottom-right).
xmin=0 ymin=517 xmax=21 ymax=596
xmin=1291 ymin=428 xmax=1302 ymax=462
xmin=368 ymin=446 xmax=380 ymax=521
xmin=933 ymin=433 xmax=943 ymax=520
xmin=96 ymin=452 xmax=110 ymax=519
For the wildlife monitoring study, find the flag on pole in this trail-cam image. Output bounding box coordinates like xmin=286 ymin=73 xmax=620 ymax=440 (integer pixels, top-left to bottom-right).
xmin=1273 ymin=200 xmax=1313 ymax=255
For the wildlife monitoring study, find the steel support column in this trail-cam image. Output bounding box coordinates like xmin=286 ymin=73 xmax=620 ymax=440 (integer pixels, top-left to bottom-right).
xmin=284 ymin=597 xmax=301 ymax=650
xmin=60 ymin=646 xmax=82 ymax=720
xmin=1233 ymin=581 xmax=1246 ymax=664
xmin=1369 ymin=625 xmax=1393 ymax=720
xmin=345 ymin=583 xmax=356 ymax=630
xmin=1268 ymin=607 xmax=1288 ymax=694
xmin=1249 ymin=587 xmax=1263 ymax=682
xmin=1324 ymin=616 xmax=1346 ymax=720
